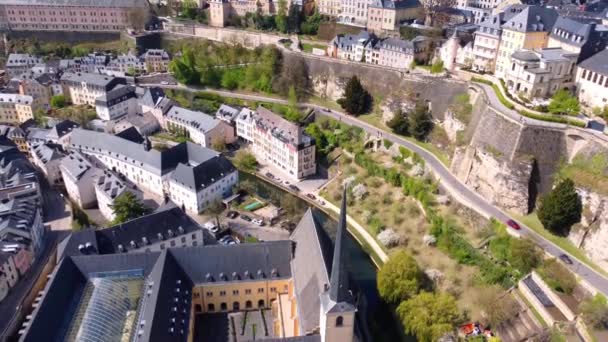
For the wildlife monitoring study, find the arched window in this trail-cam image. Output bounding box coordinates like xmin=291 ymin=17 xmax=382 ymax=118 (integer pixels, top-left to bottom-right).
xmin=220 ymin=302 xmax=227 ymax=311
xmin=207 ymin=304 xmax=214 ymax=312
xmin=258 ymin=299 xmax=265 ymax=308
xmin=233 ymin=301 xmax=240 ymax=311
xmin=336 ymin=316 xmax=344 ymax=327
xmin=195 ymin=304 xmax=202 ymax=313
xmin=246 ymin=300 xmax=252 ymax=309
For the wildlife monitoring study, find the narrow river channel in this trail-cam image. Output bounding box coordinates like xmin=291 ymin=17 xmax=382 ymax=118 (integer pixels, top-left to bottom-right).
xmin=239 ymin=172 xmax=412 ymax=341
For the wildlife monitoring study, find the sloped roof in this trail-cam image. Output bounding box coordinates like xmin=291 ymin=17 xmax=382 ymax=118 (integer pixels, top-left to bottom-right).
xmin=169 ymin=155 xmax=235 ymax=192
xmin=290 ymin=208 xmax=333 ymax=333
xmin=503 ymin=5 xmax=558 ymax=33
xmin=578 ymin=48 xmax=608 ymax=76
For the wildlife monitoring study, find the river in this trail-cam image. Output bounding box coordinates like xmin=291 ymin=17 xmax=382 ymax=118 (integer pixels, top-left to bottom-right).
xmin=239 ymin=172 xmax=409 ymax=341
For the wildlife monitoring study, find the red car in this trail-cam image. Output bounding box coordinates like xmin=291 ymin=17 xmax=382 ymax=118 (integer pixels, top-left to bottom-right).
xmin=506 ymin=219 xmax=521 ymax=230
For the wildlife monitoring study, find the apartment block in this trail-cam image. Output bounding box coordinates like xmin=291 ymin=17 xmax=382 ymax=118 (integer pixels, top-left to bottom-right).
xmin=60 ymin=72 xmax=127 ymax=106
xmin=141 ymin=49 xmax=171 ymax=73
xmin=504 ymin=48 xmax=578 ymax=99
xmin=547 ymin=16 xmax=608 ymax=63
xmin=95 ymin=84 xmax=138 ymax=121
xmin=4 ymin=54 xmax=41 ymax=77
xmin=236 ymin=106 xmax=316 ymax=180
xmin=495 ymin=6 xmax=558 ymax=78
xmin=0 ymin=0 xmax=148 ymax=32
xmin=0 ymin=94 xmax=34 ymax=124
xmin=575 ymin=49 xmax=608 ymax=109
xmin=165 ymin=106 xmax=236 ymax=148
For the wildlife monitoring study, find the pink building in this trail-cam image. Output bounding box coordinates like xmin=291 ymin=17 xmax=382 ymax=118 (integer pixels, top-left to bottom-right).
xmin=0 ymin=0 xmax=148 ymax=32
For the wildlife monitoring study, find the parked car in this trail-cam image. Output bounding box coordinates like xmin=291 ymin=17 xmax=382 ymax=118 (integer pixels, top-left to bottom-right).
xmin=226 ymin=211 xmax=239 ymax=219
xmin=559 ymin=254 xmax=573 ymax=265
xmin=219 ymin=235 xmax=235 ymax=245
xmin=506 ymin=219 xmax=521 ymax=230
xmin=203 ymin=221 xmax=218 ymax=233
xmin=306 ymin=193 xmax=316 ymax=200
xmin=160 ymin=81 xmax=169 ymax=85
xmin=241 ymin=215 xmax=252 ymax=222
xmin=289 ymin=184 xmax=300 ymax=192
xmin=252 ymin=218 xmax=264 ymax=226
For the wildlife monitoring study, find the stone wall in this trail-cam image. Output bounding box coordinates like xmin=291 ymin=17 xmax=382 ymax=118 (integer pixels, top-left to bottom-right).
xmin=569 ymin=189 xmax=608 ymax=270
xmin=165 ymin=23 xmax=285 ymax=48
xmin=5 ymin=30 xmax=120 ymax=43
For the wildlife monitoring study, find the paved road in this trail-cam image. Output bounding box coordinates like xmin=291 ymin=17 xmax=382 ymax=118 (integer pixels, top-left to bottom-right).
xmin=144 ymin=82 xmax=608 ymax=295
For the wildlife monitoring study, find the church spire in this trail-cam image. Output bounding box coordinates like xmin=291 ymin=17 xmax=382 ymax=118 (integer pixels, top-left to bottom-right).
xmin=329 ymin=187 xmax=351 ymax=303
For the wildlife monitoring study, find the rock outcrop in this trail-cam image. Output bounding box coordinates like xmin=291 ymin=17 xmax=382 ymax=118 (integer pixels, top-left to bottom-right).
xmin=441 ymin=109 xmax=466 ymax=143
xmin=568 ymin=189 xmax=608 ymax=269
xmin=453 ymin=147 xmax=533 ymax=215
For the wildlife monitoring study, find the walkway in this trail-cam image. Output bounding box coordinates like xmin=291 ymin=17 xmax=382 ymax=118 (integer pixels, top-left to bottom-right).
xmin=144 ymin=82 xmax=608 ymax=296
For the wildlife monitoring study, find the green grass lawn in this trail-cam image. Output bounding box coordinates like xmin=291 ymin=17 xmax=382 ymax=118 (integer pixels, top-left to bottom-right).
xmin=512 ymin=212 xmax=608 ymax=277
xmin=301 ymin=42 xmax=326 ymax=53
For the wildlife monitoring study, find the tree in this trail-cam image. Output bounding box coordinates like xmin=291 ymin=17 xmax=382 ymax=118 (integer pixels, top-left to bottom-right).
xmin=204 ymin=200 xmax=225 ymax=228
xmin=548 ymin=89 xmax=580 ymax=115
xmin=287 ymin=3 xmax=303 ymax=33
xmin=233 ymin=150 xmax=258 ymax=172
xmin=34 ymin=109 xmax=48 ymax=127
xmin=420 ymin=0 xmax=457 ymax=27
xmin=111 ymin=192 xmax=149 ymax=224
xmin=275 ymin=0 xmax=288 ymax=33
xmin=273 ymin=54 xmax=308 ymax=97
xmin=408 ymin=102 xmax=433 ymax=141
xmin=211 ymin=136 xmax=227 ymax=152
xmin=537 ymin=258 xmax=577 ymax=294
xmin=507 ymin=238 xmax=541 ymax=274
xmin=579 ymin=294 xmax=608 ymax=329
xmin=397 ymin=292 xmax=460 ymax=342
xmin=128 ymin=8 xmax=149 ymax=32
xmin=284 ymin=86 xmax=302 ymax=122
xmin=473 ymin=286 xmax=520 ymax=327
xmin=387 ymin=109 xmax=409 ymax=135
xmin=300 ymin=10 xmax=323 ymax=35
xmin=180 ymin=0 xmax=198 ymax=19
xmin=169 ymin=47 xmax=199 ymax=84
xmin=537 ymin=178 xmax=582 ymax=236
xmin=337 ymin=76 xmax=371 ymax=115
xmin=50 ymin=94 xmax=66 ymax=109
xmin=430 ymin=59 xmax=444 ymax=74
xmin=126 ymin=66 xmax=137 ymax=76
xmin=377 ymin=250 xmax=423 ymax=303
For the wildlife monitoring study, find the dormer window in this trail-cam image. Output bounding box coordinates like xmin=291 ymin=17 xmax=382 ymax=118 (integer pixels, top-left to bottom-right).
xmin=336 ymin=316 xmax=344 ymax=327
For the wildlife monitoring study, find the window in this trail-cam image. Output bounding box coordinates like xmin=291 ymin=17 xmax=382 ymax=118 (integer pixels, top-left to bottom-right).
xmin=245 ymin=289 xmax=251 ymax=295
xmin=220 ymin=302 xmax=227 ymax=311
xmin=336 ymin=316 xmax=344 ymax=326
xmin=246 ymin=300 xmax=252 ymax=309
xmin=160 ymin=243 xmax=165 ymax=249
xmin=258 ymin=299 xmax=265 ymax=308
xmin=257 ymin=288 xmax=264 ymax=293
xmin=233 ymin=302 xmax=240 ymax=311
xmin=220 ymin=291 xmax=226 ymax=296
xmin=232 ymin=290 xmax=239 ymax=295
xmin=170 ymin=240 xmax=176 ymax=247
xmin=206 ymin=292 xmax=213 ymax=297
xmin=270 ymin=287 xmax=277 ymax=293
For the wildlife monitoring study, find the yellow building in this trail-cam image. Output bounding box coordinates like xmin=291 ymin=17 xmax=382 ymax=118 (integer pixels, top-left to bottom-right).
xmin=494 ymin=5 xmax=558 ymax=78
xmin=0 ymin=94 xmax=34 ymax=124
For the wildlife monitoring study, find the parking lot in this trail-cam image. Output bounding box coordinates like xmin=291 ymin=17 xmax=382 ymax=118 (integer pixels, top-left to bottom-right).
xmin=194 ymin=209 xmax=291 ymax=244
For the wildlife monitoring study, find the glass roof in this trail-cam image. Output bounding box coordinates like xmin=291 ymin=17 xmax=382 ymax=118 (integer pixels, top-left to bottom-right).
xmin=64 ymin=270 xmax=145 ymax=342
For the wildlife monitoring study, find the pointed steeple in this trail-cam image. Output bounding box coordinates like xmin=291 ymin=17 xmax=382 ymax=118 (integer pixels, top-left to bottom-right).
xmin=329 ymin=187 xmax=351 ymax=303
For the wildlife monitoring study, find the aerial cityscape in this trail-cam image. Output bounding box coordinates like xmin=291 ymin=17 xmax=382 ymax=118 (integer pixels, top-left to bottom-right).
xmin=0 ymin=0 xmax=608 ymax=341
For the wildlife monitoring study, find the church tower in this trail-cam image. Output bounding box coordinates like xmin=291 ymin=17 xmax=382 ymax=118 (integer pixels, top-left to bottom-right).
xmin=319 ymin=189 xmax=357 ymax=342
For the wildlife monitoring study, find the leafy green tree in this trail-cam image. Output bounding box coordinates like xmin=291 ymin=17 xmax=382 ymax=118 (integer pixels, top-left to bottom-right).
xmin=408 ymin=102 xmax=433 ymax=141
xmin=377 ymin=250 xmax=424 ymax=303
xmin=169 ymin=47 xmax=199 ymax=84
xmin=473 ymin=285 xmax=520 ymax=327
xmin=538 ymin=258 xmax=577 ymax=294
xmin=275 ymin=0 xmax=288 ymax=33
xmin=537 ymin=178 xmax=582 ymax=235
xmin=430 ymin=59 xmax=444 ymax=74
xmin=397 ymin=292 xmax=460 ymax=342
xmin=220 ymin=68 xmax=241 ymax=90
xmin=284 ymin=86 xmax=302 ymax=122
xmin=180 ymin=0 xmax=198 ymax=19
xmin=287 ymin=3 xmax=302 ymax=33
xmin=50 ymin=95 xmax=66 ymax=109
xmin=337 ymin=76 xmax=371 ymax=115
xmin=300 ymin=10 xmax=323 ymax=35
xmin=579 ymin=294 xmax=608 ymax=329
xmin=387 ymin=109 xmax=409 ymax=135
xmin=548 ymin=89 xmax=580 ymax=115
xmin=34 ymin=109 xmax=48 ymax=127
xmin=204 ymin=200 xmax=225 ymax=228
xmin=111 ymin=192 xmax=149 ymax=224
xmin=508 ymin=238 xmax=541 ymax=274
xmin=233 ymin=150 xmax=258 ymax=172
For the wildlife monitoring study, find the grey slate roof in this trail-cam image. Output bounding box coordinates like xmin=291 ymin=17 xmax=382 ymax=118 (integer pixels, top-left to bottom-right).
xmin=47 ymin=119 xmax=79 ymax=140
xmin=166 ymin=106 xmax=219 ymax=133
xmin=369 ymin=0 xmax=420 ymax=9
xmin=94 ymin=84 xmax=136 ymax=106
xmin=60 ymin=72 xmax=126 ymax=90
xmin=511 ymin=50 xmax=540 ymax=61
xmin=503 ymin=5 xmax=558 ymax=33
xmin=60 ymin=151 xmax=96 ymax=181
xmin=169 ymin=154 xmax=235 ymax=192
xmin=0 ymin=0 xmax=147 ymax=7
xmin=215 ymin=104 xmax=241 ymax=122
xmin=290 ymin=208 xmax=333 ymax=334
xmin=328 ymin=189 xmax=352 ymax=304
xmin=578 ymin=48 xmax=608 ymax=76
xmin=31 ymin=143 xmax=63 ymax=165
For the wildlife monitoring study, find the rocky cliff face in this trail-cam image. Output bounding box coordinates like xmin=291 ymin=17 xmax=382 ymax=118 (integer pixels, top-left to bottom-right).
xmin=568 ymin=189 xmax=608 ymax=269
xmin=452 ymin=147 xmax=533 ymax=215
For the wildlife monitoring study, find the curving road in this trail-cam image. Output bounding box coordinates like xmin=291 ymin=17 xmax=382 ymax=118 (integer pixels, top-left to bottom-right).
xmin=144 ymin=82 xmax=608 ymax=295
